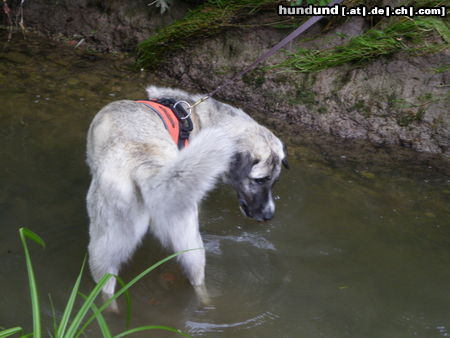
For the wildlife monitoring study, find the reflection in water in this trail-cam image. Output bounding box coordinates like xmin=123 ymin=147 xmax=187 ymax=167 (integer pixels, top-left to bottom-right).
xmin=0 ymin=33 xmax=449 ymax=337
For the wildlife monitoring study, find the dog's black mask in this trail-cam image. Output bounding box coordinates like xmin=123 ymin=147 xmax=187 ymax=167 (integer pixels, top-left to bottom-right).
xmin=227 ymin=152 xmax=280 ymax=221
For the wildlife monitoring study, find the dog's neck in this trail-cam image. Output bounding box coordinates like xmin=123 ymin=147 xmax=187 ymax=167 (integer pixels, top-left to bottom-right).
xmin=189 ymin=100 xmax=252 ymax=138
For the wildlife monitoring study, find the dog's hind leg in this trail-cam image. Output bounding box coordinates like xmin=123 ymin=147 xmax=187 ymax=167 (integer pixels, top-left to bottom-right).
xmin=87 ymin=177 xmax=149 ymax=309
xmin=150 ymin=206 xmax=210 ymax=303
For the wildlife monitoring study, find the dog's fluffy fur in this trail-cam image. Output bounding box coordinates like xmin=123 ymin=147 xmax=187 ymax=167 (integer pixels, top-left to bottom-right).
xmin=86 ymin=86 xmax=286 ymax=300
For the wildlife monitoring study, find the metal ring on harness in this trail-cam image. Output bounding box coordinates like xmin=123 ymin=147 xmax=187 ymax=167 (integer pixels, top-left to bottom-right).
xmin=173 ymin=101 xmax=192 ymax=120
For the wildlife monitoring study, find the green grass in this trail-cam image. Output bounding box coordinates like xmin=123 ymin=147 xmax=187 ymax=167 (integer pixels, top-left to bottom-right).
xmin=137 ymin=0 xmax=277 ymax=69
xmin=136 ymin=0 xmax=448 ymax=71
xmin=0 ymin=228 xmax=193 ymax=338
xmin=432 ymin=64 xmax=450 ymax=73
xmin=271 ymin=16 xmax=450 ymax=73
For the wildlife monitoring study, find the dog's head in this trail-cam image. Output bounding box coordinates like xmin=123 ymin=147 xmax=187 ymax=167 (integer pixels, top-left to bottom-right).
xmin=226 ymin=129 xmax=288 ymax=222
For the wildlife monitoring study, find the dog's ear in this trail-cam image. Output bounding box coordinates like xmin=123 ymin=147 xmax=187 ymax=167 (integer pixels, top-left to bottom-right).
xmin=231 ymin=152 xmax=253 ymax=169
xmin=230 ymin=152 xmax=254 ymax=181
xmin=282 ymin=143 xmax=289 ymax=170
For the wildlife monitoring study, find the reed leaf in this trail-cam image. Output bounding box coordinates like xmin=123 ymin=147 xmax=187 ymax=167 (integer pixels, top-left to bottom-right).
xmin=56 ymin=257 xmax=86 ymax=337
xmin=0 ymin=327 xmax=23 ymax=338
xmin=114 ymin=325 xmax=190 ymax=338
xmin=19 ymin=227 xmax=46 ymax=338
xmin=64 ymin=273 xmax=116 ymax=338
xmin=79 ymin=293 xmax=112 ymax=338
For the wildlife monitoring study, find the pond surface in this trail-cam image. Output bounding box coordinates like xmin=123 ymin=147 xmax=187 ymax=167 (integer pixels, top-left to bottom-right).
xmin=0 ymin=33 xmax=449 ymax=337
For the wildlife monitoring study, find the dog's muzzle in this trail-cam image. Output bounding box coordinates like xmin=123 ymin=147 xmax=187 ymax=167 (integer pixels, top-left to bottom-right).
xmin=239 ymin=200 xmax=274 ymax=222
xmin=239 ymin=200 xmax=251 ymax=218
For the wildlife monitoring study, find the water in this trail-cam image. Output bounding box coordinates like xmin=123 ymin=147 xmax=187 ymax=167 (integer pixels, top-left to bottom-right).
xmin=1 ymin=33 xmax=449 ymax=337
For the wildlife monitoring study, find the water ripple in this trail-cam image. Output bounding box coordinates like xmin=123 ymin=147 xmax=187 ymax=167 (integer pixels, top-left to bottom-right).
xmin=204 ymin=232 xmax=276 ymax=255
xmin=185 ymin=311 xmax=278 ymax=335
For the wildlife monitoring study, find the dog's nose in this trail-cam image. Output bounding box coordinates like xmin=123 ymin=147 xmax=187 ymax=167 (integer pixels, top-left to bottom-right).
xmin=261 ymin=199 xmax=275 ymax=221
xmin=262 ymin=210 xmax=274 ymax=221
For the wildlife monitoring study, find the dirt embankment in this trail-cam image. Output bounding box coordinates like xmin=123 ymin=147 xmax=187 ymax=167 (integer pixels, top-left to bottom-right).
xmin=15 ymin=0 xmax=193 ymax=51
xmin=158 ymin=16 xmax=449 ymax=156
xmin=4 ymin=0 xmax=449 ymax=156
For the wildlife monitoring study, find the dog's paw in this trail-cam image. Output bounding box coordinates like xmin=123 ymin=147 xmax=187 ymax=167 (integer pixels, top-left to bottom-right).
xmin=194 ymin=284 xmax=212 ymax=307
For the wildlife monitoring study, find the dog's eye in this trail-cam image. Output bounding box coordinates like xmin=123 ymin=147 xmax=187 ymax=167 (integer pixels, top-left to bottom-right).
xmin=253 ymin=176 xmax=271 ymax=184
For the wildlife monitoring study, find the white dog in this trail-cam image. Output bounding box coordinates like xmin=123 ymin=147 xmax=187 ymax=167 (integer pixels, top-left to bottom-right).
xmin=86 ymin=86 xmax=288 ymax=303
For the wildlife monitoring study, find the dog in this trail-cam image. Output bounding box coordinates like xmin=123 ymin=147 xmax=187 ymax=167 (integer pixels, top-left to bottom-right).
xmin=86 ymin=86 xmax=288 ymax=303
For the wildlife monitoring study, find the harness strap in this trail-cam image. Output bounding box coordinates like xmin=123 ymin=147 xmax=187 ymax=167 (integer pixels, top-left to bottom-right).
xmin=136 ymin=99 xmax=192 ymax=149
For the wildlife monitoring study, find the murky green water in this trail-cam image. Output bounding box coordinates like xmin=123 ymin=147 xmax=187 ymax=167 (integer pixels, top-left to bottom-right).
xmin=1 ymin=33 xmax=449 ymax=337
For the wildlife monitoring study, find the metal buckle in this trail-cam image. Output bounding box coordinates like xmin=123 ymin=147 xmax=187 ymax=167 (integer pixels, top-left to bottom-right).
xmin=173 ymin=101 xmax=192 ymax=120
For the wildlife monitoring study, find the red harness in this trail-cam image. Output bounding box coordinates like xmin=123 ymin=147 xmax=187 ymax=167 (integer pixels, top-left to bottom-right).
xmin=136 ymin=100 xmax=191 ymax=149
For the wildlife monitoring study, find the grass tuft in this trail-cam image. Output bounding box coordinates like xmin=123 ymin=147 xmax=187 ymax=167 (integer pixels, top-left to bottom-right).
xmin=19 ymin=227 xmax=46 ymax=338
xmin=137 ymin=0 xmax=277 ymax=69
xmin=136 ymin=0 xmax=448 ymax=72
xmin=271 ymin=16 xmax=450 ymax=73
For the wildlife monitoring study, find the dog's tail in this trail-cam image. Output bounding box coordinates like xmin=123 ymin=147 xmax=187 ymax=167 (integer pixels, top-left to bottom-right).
xmin=136 ymin=128 xmax=236 ymax=213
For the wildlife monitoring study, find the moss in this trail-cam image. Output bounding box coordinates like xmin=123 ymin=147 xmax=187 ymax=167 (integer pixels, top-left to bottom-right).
xmin=351 ymin=99 xmax=371 ymax=115
xmin=391 ymin=91 xmax=447 ymax=126
xmin=214 ymin=66 xmax=234 ymax=75
xmin=242 ymin=69 xmax=266 ymax=87
xmin=352 ymin=100 xmax=365 ymax=111
xmin=397 ymin=109 xmax=426 ymax=126
xmin=360 ymin=170 xmax=375 ymax=179
xmin=332 ymin=69 xmax=353 ymax=91
xmin=419 ymin=92 xmax=434 ymax=102
xmin=262 ymin=90 xmax=282 ymax=111
xmin=299 ymin=89 xmax=316 ymax=106
xmin=287 ymin=87 xmax=316 ymax=107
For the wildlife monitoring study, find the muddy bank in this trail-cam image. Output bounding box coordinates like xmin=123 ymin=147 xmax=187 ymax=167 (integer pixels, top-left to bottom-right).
xmin=13 ymin=0 xmax=195 ymax=51
xmin=3 ymin=0 xmax=449 ymax=156
xmin=158 ymin=18 xmax=449 ymax=156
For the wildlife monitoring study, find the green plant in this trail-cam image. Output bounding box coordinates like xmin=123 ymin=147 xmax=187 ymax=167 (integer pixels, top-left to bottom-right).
xmin=137 ymin=0 xmax=277 ymax=69
xmin=271 ymin=16 xmax=450 ymax=73
xmin=136 ymin=0 xmax=448 ymax=70
xmin=0 ymin=228 xmax=192 ymax=338
xmin=432 ymin=64 xmax=450 ymax=73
